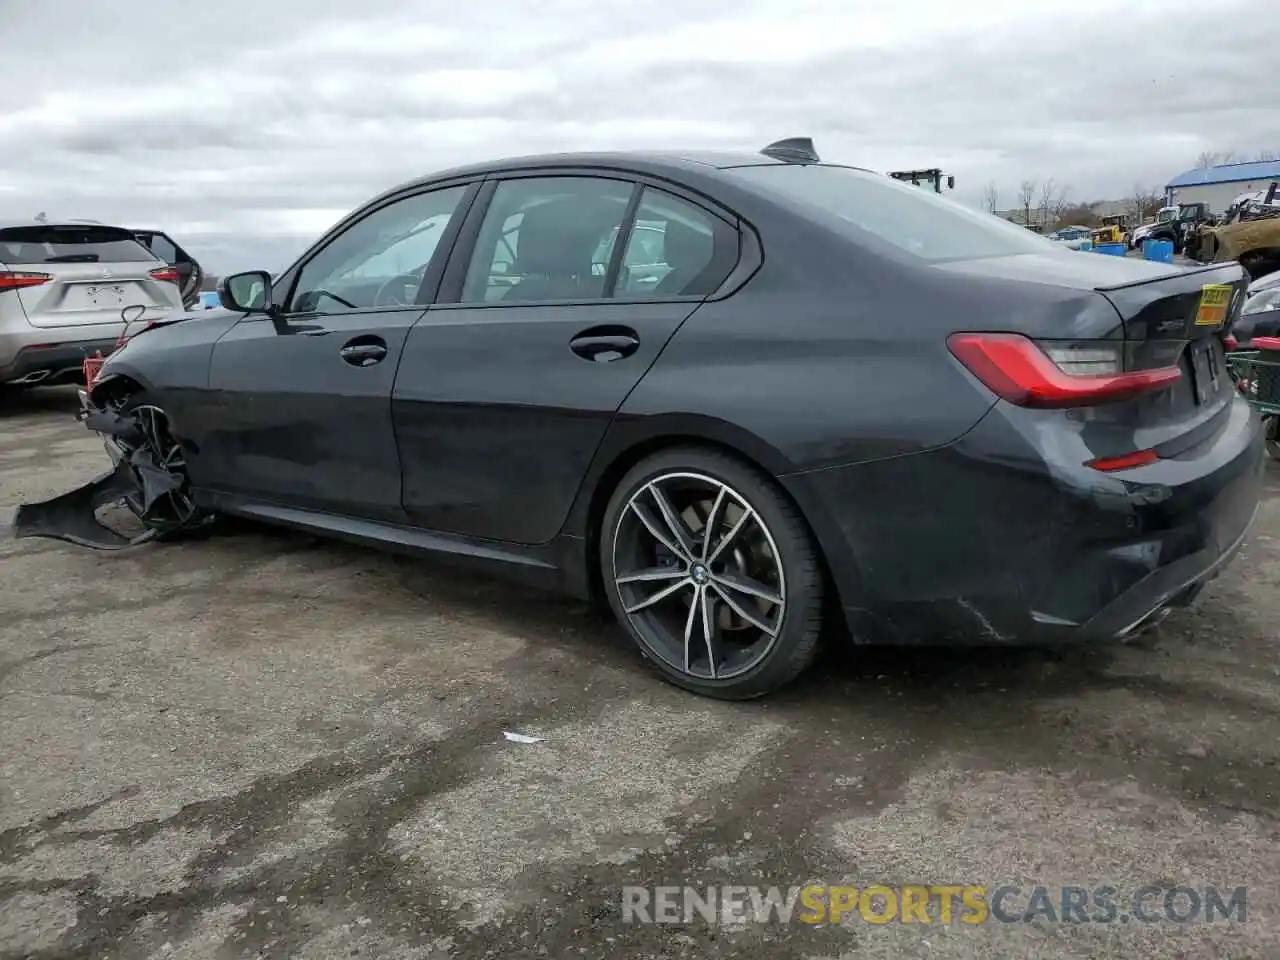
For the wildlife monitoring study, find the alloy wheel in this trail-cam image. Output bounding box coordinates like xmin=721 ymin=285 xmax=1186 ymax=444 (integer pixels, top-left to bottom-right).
xmin=611 ymin=471 xmax=787 ymax=681
xmin=118 ymin=403 xmax=199 ymax=529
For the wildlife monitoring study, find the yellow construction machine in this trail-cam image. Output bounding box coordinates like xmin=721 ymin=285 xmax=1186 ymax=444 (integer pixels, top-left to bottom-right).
xmin=1091 ymin=215 xmax=1130 ymax=247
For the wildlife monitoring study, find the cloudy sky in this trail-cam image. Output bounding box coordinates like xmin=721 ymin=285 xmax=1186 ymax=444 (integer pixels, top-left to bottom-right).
xmin=1 ymin=0 xmax=1274 ymax=274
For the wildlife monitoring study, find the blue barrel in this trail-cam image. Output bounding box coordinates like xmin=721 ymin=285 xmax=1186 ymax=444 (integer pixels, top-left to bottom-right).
xmin=1097 ymin=242 xmax=1127 ymax=256
xmin=1077 ymin=239 xmax=1093 ymax=251
xmin=1144 ymin=239 xmax=1174 ymax=263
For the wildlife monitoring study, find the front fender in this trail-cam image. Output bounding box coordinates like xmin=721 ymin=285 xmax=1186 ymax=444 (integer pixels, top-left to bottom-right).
xmin=88 ymin=364 xmax=160 ymax=406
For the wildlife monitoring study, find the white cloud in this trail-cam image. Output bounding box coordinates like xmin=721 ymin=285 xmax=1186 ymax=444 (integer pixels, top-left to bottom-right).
xmin=0 ymin=0 xmax=1274 ymax=273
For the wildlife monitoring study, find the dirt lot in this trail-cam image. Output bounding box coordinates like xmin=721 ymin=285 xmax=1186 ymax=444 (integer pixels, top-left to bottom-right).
xmin=2 ymin=387 xmax=1279 ymax=960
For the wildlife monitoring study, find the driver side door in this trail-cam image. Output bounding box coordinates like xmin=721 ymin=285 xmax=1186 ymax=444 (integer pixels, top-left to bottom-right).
xmin=203 ymin=182 xmax=475 ymax=522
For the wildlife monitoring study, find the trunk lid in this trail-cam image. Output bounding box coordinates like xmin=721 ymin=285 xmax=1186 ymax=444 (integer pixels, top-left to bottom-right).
xmin=0 ymin=223 xmax=183 ymax=328
xmin=938 ymin=252 xmax=1250 ymax=456
xmin=1096 ymin=261 xmax=1247 ymax=349
xmin=1095 ymin=262 xmax=1248 ymax=441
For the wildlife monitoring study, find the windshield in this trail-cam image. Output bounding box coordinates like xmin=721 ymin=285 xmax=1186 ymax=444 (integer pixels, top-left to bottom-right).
xmin=1158 ymin=208 xmax=1176 ymax=223
xmin=727 ymin=164 xmax=1053 ymax=262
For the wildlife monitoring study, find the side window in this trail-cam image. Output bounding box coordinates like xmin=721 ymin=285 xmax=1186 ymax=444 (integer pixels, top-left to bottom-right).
xmin=617 ymin=189 xmax=738 ymax=298
xmin=461 ymin=177 xmax=633 ymax=304
xmin=290 ymin=185 xmax=467 ymax=313
xmin=148 ymin=234 xmax=178 ymax=263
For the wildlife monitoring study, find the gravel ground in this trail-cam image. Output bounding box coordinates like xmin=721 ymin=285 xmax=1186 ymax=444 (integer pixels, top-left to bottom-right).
xmin=2 ymin=387 xmax=1279 ymax=960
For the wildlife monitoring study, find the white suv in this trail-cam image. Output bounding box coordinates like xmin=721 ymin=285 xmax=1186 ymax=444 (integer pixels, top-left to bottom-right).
xmin=0 ymin=221 xmax=184 ymax=390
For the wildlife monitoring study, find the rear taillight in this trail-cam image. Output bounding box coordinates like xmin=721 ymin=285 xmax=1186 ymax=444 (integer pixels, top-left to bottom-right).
xmin=947 ymin=333 xmax=1181 ymax=409
xmin=0 ymin=270 xmax=52 ymax=291
xmin=149 ymin=266 xmax=179 ymax=283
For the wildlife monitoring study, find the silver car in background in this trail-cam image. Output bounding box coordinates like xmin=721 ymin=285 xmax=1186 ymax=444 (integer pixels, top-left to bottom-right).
xmin=0 ymin=221 xmax=184 ymax=390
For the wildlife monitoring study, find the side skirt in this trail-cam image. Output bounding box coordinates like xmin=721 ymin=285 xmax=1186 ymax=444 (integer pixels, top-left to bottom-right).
xmin=198 ymin=489 xmax=594 ymax=598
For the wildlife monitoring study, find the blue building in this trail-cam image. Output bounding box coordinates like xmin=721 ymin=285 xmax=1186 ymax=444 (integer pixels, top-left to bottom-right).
xmin=1165 ymin=159 xmax=1280 ymax=214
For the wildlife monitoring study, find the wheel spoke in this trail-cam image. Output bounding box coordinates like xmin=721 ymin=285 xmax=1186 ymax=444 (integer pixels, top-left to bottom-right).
xmin=713 ymin=571 xmax=782 ymax=607
xmin=624 ymin=577 xmax=692 ymax=614
xmin=700 ymin=487 xmax=728 ymax=561
xmin=711 ymin=582 xmax=780 ymax=637
xmin=699 ymin=585 xmax=719 ymax=679
xmin=707 ymin=507 xmax=754 ymax=565
xmin=682 ymin=585 xmax=702 ymax=672
xmin=646 ymin=482 xmax=698 ymax=559
xmin=628 ymin=500 xmax=687 ymax=560
xmin=616 ymin=567 xmax=687 ymax=586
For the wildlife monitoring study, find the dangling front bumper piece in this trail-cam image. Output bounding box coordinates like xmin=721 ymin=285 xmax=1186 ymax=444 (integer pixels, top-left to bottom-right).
xmin=11 ymin=391 xmax=185 ymax=550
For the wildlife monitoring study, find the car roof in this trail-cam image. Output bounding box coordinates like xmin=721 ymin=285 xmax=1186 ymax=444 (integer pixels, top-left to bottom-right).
xmin=366 ymin=147 xmax=884 ymax=216
xmin=384 ymin=149 xmax=785 ymax=193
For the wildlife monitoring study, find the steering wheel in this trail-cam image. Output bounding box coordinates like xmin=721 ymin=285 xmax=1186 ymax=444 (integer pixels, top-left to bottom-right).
xmin=374 ymin=274 xmax=424 ymax=307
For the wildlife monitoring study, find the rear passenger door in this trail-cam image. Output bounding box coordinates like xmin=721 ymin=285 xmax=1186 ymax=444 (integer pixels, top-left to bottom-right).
xmin=393 ymin=176 xmax=741 ymax=544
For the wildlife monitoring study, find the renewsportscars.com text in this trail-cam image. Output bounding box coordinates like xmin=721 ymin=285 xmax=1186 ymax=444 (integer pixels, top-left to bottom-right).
xmin=621 ymin=884 xmax=1248 ymax=925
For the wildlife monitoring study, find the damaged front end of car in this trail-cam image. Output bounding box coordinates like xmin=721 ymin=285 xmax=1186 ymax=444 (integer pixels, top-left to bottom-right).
xmin=11 ymin=306 xmax=213 ymax=550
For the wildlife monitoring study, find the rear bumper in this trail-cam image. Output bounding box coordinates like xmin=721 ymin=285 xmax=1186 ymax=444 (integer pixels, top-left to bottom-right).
xmin=787 ymin=393 xmax=1266 ymax=646
xmin=0 ymin=337 xmax=119 ymax=387
xmin=1075 ymin=504 xmax=1254 ymax=640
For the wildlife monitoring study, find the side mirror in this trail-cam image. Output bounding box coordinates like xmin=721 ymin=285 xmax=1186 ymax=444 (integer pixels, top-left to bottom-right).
xmin=219 ymin=270 xmax=273 ymax=313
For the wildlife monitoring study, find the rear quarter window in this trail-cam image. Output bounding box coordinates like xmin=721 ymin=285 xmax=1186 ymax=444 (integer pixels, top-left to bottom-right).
xmin=0 ymin=225 xmax=159 ymax=264
xmin=726 ymin=164 xmax=1056 ymax=262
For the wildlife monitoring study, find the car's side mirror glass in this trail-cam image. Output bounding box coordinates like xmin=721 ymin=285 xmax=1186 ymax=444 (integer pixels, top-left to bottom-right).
xmin=219 ymin=270 xmax=273 ymax=313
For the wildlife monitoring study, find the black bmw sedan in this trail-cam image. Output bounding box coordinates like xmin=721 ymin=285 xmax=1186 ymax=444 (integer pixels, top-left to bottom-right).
xmin=17 ymin=138 xmax=1264 ymax=699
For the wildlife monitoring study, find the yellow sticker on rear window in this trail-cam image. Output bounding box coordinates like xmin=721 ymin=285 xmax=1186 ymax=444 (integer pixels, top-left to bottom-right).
xmin=1195 ymin=283 xmax=1233 ymax=326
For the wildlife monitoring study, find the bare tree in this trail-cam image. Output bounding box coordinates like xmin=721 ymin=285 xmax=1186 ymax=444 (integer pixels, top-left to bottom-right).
xmin=1129 ymin=184 xmax=1164 ymax=222
xmin=1018 ymin=179 xmax=1036 ymax=227
xmin=1052 ymin=184 xmax=1073 ymax=225
xmin=1058 ymin=202 xmax=1099 ymax=227
xmin=1257 ymin=149 xmax=1278 ymax=162
xmin=1038 ymin=178 xmax=1056 ymax=228
xmin=1038 ymin=179 xmax=1071 ymax=230
xmin=1195 ymin=151 xmax=1220 ymax=169
xmin=982 ymin=180 xmax=999 ymax=213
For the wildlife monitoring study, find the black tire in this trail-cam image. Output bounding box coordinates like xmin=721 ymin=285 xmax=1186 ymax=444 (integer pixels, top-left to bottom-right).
xmin=107 ymin=390 xmax=212 ymax=540
xmin=599 ymin=446 xmax=825 ymax=699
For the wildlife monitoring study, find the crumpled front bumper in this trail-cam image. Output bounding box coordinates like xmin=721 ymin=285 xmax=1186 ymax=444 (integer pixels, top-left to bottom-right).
xmin=10 ymin=391 xmax=184 ymax=550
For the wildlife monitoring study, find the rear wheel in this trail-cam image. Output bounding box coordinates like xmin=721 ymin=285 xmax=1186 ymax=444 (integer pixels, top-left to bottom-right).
xmin=599 ymin=447 xmax=825 ymax=699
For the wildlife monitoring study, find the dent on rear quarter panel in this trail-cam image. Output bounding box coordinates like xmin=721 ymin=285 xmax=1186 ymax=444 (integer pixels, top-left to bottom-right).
xmin=621 ymin=292 xmax=996 ymax=474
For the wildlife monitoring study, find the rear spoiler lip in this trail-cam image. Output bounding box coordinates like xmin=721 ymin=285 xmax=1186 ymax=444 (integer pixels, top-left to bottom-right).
xmin=1092 ymin=260 xmax=1247 ymax=293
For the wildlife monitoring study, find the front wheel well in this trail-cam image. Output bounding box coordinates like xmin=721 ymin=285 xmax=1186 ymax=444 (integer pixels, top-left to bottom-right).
xmin=580 ymin=435 xmax=837 ymax=613
xmin=89 ymin=373 xmax=146 ymax=407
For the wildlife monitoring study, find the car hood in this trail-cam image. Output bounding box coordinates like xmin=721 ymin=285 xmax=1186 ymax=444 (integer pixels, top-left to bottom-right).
xmin=933 ymin=251 xmax=1193 ymax=290
xmin=151 ymin=306 xmax=240 ymax=325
